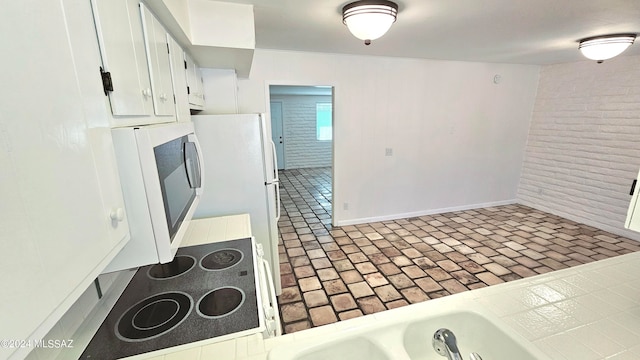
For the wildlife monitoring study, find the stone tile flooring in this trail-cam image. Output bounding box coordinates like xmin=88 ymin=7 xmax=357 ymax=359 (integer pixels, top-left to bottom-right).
xmin=276 ymin=167 xmax=640 ymax=334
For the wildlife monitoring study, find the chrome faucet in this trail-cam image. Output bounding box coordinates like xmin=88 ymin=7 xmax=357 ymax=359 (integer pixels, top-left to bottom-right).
xmin=432 ymin=328 xmax=482 ymax=360
xmin=433 ymin=328 xmax=463 ymax=360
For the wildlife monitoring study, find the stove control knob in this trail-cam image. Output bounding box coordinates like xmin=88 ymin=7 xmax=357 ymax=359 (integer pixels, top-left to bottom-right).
xmin=110 ymin=208 xmax=125 ymax=222
xmin=266 ymin=319 xmax=275 ymax=333
xmin=256 ymin=244 xmax=264 ymax=257
xmin=264 ymin=307 xmax=274 ymax=318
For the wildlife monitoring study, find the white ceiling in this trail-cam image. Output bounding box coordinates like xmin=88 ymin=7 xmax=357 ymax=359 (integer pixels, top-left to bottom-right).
xmin=215 ymin=0 xmax=640 ymax=65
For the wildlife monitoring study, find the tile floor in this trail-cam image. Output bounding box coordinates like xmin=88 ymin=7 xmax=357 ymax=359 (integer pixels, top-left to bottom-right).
xmin=276 ymin=167 xmax=640 ymax=334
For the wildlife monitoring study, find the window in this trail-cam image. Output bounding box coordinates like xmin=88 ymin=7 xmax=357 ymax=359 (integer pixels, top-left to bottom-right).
xmin=316 ymin=103 xmax=332 ymax=141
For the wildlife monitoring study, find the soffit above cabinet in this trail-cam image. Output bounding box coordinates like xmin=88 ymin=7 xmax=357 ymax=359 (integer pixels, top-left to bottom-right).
xmin=144 ymin=0 xmax=255 ymax=78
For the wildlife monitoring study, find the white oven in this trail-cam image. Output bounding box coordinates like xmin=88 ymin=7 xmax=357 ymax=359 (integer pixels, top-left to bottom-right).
xmin=103 ymin=122 xmax=204 ymax=273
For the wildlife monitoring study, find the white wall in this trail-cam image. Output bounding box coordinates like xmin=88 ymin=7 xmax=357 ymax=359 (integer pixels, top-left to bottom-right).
xmin=226 ymin=49 xmax=540 ymax=225
xmin=518 ymin=55 xmax=640 ymax=240
xmin=269 ymin=94 xmax=332 ymax=169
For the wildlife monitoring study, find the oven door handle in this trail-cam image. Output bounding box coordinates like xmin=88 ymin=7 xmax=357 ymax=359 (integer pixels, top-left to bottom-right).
xmin=262 ymin=258 xmax=282 ymax=336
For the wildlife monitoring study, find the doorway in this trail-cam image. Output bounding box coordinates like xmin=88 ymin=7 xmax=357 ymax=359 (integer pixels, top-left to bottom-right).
xmin=267 ymin=84 xmax=334 ymax=225
xmin=268 ymin=85 xmax=333 ymax=171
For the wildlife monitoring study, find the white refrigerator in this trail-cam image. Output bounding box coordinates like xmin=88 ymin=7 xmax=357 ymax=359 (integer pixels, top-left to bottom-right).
xmin=192 ymin=114 xmax=282 ymax=294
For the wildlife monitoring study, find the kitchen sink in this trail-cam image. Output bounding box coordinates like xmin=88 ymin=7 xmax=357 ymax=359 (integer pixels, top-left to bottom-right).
xmin=403 ymin=310 xmax=540 ymax=360
xmin=267 ymin=307 xmax=549 ymax=360
xmin=279 ymin=337 xmax=391 ymax=360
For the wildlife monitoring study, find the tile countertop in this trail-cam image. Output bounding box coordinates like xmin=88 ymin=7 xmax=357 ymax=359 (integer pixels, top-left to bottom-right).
xmin=133 ymin=249 xmax=640 ymax=360
xmin=181 ymin=214 xmax=253 ymax=247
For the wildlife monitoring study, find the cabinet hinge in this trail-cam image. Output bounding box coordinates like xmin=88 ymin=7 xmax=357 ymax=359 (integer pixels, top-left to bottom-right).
xmin=94 ymin=278 xmax=103 ymax=299
xmin=630 ymin=179 xmax=637 ymax=195
xmin=184 ymin=60 xmax=187 ymax=69
xmin=187 ymin=86 xmax=190 ymax=95
xmin=167 ymin=43 xmax=170 ymax=54
xmin=100 ymin=66 xmax=113 ymax=96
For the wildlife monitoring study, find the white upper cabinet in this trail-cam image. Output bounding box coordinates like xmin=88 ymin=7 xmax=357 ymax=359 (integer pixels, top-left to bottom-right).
xmin=185 ymin=52 xmax=205 ymax=109
xmin=91 ymin=0 xmax=182 ymax=127
xmin=167 ymin=35 xmax=191 ymax=122
xmin=91 ymin=0 xmax=154 ymax=122
xmin=91 ymin=0 xmax=207 ymax=122
xmin=0 ymin=0 xmax=129 ymax=358
xmin=140 ymin=4 xmax=176 ymax=118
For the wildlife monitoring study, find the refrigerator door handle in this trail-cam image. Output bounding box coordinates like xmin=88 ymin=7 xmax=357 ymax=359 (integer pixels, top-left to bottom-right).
xmin=275 ymin=181 xmax=281 ymax=222
xmin=270 ymin=139 xmax=279 ymax=182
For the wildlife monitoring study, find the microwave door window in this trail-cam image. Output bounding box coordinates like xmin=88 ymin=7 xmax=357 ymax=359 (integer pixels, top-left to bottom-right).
xmin=154 ymin=136 xmax=197 ymax=241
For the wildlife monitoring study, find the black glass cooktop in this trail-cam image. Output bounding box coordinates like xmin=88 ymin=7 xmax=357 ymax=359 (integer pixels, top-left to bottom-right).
xmin=80 ymin=238 xmax=260 ymax=359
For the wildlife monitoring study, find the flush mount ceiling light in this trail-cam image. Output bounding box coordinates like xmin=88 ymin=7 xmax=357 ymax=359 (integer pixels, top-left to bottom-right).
xmin=342 ymin=0 xmax=398 ymax=45
xmin=578 ymin=34 xmax=636 ymax=63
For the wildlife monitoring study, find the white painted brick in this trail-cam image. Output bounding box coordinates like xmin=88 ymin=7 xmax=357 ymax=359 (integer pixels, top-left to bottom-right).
xmin=271 ymin=94 xmax=332 ymax=169
xmin=518 ymin=55 xmax=640 ymax=238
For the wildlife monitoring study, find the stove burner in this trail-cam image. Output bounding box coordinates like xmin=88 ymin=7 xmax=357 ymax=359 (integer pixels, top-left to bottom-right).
xmin=147 ymin=255 xmax=196 ymax=280
xmin=200 ymin=249 xmax=243 ymax=270
xmin=132 ymin=300 xmax=179 ymax=330
xmin=115 ymin=292 xmax=193 ymax=342
xmin=197 ymin=287 xmax=245 ymax=319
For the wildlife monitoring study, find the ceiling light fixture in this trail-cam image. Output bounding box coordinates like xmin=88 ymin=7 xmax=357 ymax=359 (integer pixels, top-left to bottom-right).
xmin=578 ymin=34 xmax=636 ymax=63
xmin=342 ymin=0 xmax=398 ymax=45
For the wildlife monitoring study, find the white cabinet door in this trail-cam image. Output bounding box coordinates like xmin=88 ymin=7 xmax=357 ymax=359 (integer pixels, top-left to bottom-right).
xmin=185 ymin=52 xmax=205 ymax=109
xmin=0 ymin=1 xmax=129 ymax=359
xmin=91 ymin=0 xmax=153 ymax=118
xmin=168 ymin=35 xmax=191 ymax=122
xmin=88 ymin=128 xmax=130 ymax=245
xmin=140 ymin=4 xmax=176 ymax=118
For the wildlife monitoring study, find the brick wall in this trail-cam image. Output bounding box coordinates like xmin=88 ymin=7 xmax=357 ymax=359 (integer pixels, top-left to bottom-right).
xmin=270 ymin=94 xmax=332 ymax=169
xmin=518 ymin=55 xmax=640 ymax=239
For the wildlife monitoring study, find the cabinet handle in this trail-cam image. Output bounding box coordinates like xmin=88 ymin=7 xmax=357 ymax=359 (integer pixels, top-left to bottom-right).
xmin=630 ymin=179 xmax=637 ymax=196
xmin=110 ymin=208 xmax=125 ymax=222
xmin=142 ymin=88 xmax=152 ymax=98
xmin=160 ymin=94 xmax=167 ymax=101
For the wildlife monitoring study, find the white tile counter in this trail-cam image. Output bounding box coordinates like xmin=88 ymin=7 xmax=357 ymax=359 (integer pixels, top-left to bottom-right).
xmin=182 ymin=214 xmax=253 ymax=247
xmin=136 ymin=250 xmax=640 ymax=360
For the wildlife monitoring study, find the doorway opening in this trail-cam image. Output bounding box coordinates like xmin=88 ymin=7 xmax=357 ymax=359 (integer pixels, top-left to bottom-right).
xmin=267 ymin=84 xmax=334 ymax=231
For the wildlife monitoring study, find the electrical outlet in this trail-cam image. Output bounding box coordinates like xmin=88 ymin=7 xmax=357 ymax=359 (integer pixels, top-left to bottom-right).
xmin=385 ymin=148 xmax=393 ymax=156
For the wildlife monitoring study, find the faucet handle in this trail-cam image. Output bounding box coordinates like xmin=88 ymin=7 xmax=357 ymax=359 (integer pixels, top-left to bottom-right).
xmin=433 ymin=328 xmax=462 ymax=360
xmin=433 ymin=328 xmax=483 ymax=360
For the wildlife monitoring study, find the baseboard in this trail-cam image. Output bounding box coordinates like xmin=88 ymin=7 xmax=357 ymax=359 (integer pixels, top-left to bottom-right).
xmin=334 ymin=199 xmax=518 ymax=227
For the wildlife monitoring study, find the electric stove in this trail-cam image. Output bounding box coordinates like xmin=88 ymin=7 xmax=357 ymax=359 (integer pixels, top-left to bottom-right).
xmin=80 ymin=238 xmax=262 ymax=359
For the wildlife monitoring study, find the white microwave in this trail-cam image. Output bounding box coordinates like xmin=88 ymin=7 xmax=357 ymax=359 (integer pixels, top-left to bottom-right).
xmin=103 ymin=122 xmax=204 ymax=273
